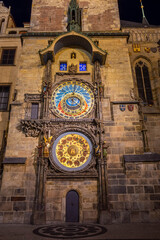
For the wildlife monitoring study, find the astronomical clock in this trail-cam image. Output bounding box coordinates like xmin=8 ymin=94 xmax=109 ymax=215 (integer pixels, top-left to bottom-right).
xmin=51 ymin=80 xmax=94 ymax=119
xmin=49 ymin=79 xmax=96 ymax=175
xmin=51 ymin=132 xmax=93 ymax=172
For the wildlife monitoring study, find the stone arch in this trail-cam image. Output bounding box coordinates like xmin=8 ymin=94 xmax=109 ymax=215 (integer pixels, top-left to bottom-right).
xmin=133 ymin=55 xmax=152 ymax=66
xmin=54 ymin=34 xmax=92 ymax=56
xmin=39 ymin=31 xmax=107 ymax=65
xmin=133 ymin=56 xmax=154 ymax=105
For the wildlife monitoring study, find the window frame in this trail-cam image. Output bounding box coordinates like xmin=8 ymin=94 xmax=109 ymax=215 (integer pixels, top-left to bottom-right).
xmin=79 ymin=62 xmax=87 ymax=72
xmin=0 ymin=85 xmax=10 ymax=112
xmin=0 ymin=47 xmax=16 ymax=66
xmin=31 ymin=102 xmax=39 ymax=120
xmin=59 ymin=62 xmax=67 ymax=71
xmin=134 ymin=59 xmax=153 ymax=106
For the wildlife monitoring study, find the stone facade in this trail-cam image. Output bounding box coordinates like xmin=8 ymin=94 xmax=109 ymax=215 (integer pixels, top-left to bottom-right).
xmin=0 ymin=1 xmax=160 ymax=224
xmin=30 ymin=0 xmax=120 ymax=32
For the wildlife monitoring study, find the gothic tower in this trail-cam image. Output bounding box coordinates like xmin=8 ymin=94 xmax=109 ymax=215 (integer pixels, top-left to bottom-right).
xmin=0 ymin=0 xmax=137 ymax=224
xmin=1 ymin=0 xmax=160 ymax=225
xmin=30 ymin=0 xmax=120 ymax=31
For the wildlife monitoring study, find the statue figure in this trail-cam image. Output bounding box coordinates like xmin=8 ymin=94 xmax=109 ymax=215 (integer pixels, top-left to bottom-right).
xmin=68 ymin=63 xmax=77 ymax=74
xmin=43 ymin=136 xmax=53 ymax=158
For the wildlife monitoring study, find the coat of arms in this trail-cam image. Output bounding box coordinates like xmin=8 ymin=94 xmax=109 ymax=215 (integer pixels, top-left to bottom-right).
xmin=128 ymin=104 xmax=134 ymax=111
xmin=119 ymin=104 xmax=126 ymax=112
xmin=133 ymin=44 xmax=141 ymax=52
xmin=144 ymin=47 xmax=150 ymax=53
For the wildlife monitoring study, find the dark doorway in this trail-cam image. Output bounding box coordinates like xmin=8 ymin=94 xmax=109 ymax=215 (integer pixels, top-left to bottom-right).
xmin=66 ymin=190 xmax=79 ymax=222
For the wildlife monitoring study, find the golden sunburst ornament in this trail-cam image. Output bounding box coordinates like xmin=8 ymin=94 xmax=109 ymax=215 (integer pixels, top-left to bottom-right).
xmin=51 ymin=132 xmax=93 ymax=171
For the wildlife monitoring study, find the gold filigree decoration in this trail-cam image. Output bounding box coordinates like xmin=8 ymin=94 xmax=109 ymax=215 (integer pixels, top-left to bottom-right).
xmin=56 ymin=133 xmax=90 ymax=168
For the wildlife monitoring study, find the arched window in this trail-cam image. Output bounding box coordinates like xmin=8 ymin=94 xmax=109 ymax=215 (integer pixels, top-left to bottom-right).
xmin=135 ymin=61 xmax=153 ymax=105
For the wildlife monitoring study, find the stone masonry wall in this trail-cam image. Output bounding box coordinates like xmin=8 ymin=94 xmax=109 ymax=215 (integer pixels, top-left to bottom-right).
xmin=0 ymin=38 xmax=22 ymax=149
xmin=1 ymin=29 xmax=160 ymax=224
xmin=0 ymin=161 xmax=36 ymax=223
xmin=107 ymin=161 xmax=160 ymax=223
xmin=30 ymin=0 xmax=120 ymax=31
xmin=123 ymin=27 xmax=160 ymax=154
xmin=46 ymin=180 xmax=98 ymax=223
xmin=145 ymin=114 xmax=160 ymax=153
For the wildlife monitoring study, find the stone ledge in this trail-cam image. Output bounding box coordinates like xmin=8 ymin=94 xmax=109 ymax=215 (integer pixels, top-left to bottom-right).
xmin=21 ymin=32 xmax=129 ymax=38
xmin=3 ymin=158 xmax=27 ymax=164
xmin=11 ymin=197 xmax=26 ymax=201
xmin=56 ymin=72 xmax=90 ymax=76
xmin=124 ymin=153 xmax=160 ymax=163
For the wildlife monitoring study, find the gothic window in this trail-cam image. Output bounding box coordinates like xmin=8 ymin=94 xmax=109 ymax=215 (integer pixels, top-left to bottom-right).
xmin=0 ymin=48 xmax=16 ymax=65
xmin=31 ymin=103 xmax=39 ymax=119
xmin=60 ymin=62 xmax=67 ymax=71
xmin=79 ymin=62 xmax=87 ymax=71
xmin=0 ymin=85 xmax=10 ymax=111
xmin=135 ymin=61 xmax=153 ymax=105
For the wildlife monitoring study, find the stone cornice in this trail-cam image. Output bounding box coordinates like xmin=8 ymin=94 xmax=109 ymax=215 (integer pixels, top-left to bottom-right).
xmin=21 ymin=31 xmax=129 ymax=38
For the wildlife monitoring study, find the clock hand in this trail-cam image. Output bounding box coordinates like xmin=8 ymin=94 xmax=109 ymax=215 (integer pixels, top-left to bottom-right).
xmin=72 ymin=84 xmax=76 ymax=95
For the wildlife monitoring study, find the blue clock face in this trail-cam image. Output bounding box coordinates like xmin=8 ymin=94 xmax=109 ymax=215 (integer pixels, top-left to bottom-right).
xmin=66 ymin=97 xmax=81 ymax=109
xmin=51 ymin=80 xmax=94 ymax=119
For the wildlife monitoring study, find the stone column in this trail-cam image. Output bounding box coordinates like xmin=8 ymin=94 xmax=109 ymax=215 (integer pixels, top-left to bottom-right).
xmin=138 ymin=100 xmax=150 ymax=152
xmin=94 ymin=61 xmax=111 ymax=223
xmin=31 ymin=137 xmax=48 ymax=224
xmin=42 ymin=59 xmax=52 ymax=118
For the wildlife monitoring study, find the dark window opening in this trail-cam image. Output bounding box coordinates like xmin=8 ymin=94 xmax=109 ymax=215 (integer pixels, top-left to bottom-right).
xmin=0 ymin=86 xmax=10 ymax=111
xmin=135 ymin=61 xmax=153 ymax=105
xmin=31 ymin=103 xmax=39 ymax=119
xmin=78 ymin=9 xmax=82 ymax=30
xmin=72 ymin=10 xmax=76 ymax=21
xmin=0 ymin=49 xmax=16 ymax=65
xmin=8 ymin=31 xmax=17 ymax=34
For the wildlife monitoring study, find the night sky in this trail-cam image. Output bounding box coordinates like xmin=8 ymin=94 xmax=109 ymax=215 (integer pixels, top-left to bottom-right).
xmin=2 ymin=0 xmax=160 ymax=27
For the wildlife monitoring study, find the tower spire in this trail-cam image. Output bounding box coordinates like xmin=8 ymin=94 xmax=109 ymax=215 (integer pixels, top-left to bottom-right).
xmin=140 ymin=0 xmax=149 ymax=26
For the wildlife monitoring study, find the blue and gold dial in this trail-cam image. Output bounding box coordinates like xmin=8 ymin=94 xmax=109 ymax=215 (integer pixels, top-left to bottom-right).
xmin=51 ymin=80 xmax=94 ymax=119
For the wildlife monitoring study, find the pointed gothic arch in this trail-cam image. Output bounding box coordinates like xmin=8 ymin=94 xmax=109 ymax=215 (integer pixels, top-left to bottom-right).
xmin=134 ymin=57 xmax=153 ymax=105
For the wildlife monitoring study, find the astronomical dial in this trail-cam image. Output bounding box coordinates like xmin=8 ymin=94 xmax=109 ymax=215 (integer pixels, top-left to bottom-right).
xmin=51 ymin=80 xmax=94 ymax=119
xmin=51 ymin=132 xmax=93 ymax=172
